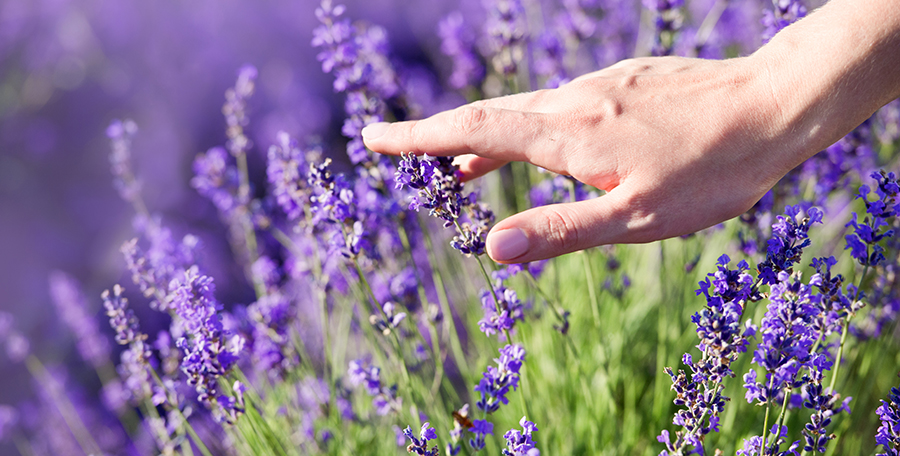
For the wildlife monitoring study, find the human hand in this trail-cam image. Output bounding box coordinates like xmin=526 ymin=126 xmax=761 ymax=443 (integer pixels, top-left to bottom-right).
xmin=363 ymin=55 xmax=798 ymax=263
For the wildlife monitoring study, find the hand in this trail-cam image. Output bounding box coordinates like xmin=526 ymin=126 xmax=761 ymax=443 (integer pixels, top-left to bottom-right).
xmin=363 ymin=55 xmax=794 ymax=263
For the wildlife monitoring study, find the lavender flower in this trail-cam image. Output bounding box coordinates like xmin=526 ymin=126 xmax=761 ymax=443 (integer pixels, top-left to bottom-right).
xmin=313 ymin=0 xmax=390 ymax=166
xmin=644 ymin=0 xmax=684 ymax=56
xmin=266 ymin=132 xmax=321 ymax=222
xmin=403 ymin=422 xmax=439 ymax=456
xmin=369 ymin=301 xmax=407 ymax=336
xmin=660 ymin=255 xmax=758 ymax=455
xmin=757 ymin=205 xmax=823 ymax=285
xmin=469 ymin=419 xmax=493 ymax=452
xmin=438 ymin=12 xmax=486 ymax=90
xmin=485 ymin=0 xmax=528 ymax=79
xmin=169 ymin=266 xmax=244 ymax=406
xmin=48 ymin=271 xmax=111 ymax=368
xmin=762 ymin=0 xmax=806 ymax=42
xmin=106 ymin=118 xmax=141 ymax=203
xmin=845 ymin=170 xmax=900 ymax=267
xmin=478 ymin=273 xmax=525 ymax=337
xmin=102 ymin=285 xmax=154 ymax=405
xmin=308 ymin=158 xmax=376 ymax=260
xmin=502 ymin=417 xmax=540 ymax=455
xmin=223 ymin=65 xmax=257 ymax=158
xmin=743 ymin=271 xmax=819 ymax=405
xmin=876 ymin=382 xmax=900 ymax=456
xmin=396 ymin=153 xmax=493 ymax=255
xmin=475 ymin=344 xmax=526 ymax=414
xmin=347 ymin=359 xmax=401 ymax=415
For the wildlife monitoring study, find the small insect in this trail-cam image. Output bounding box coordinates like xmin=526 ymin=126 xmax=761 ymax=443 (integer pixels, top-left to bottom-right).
xmin=451 ymin=404 xmax=474 ymax=430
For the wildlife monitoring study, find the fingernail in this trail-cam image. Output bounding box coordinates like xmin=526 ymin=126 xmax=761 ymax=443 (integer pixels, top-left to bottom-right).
xmin=361 ymin=122 xmax=390 ymax=140
xmin=488 ymin=228 xmax=529 ymax=261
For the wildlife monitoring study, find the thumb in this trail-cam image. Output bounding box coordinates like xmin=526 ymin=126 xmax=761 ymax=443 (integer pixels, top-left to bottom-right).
xmin=485 ymin=190 xmax=649 ymax=263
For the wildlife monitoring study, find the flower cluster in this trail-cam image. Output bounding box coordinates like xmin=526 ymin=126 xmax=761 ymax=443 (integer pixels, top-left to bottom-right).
xmin=660 ymin=255 xmax=758 ymax=455
xmin=403 ymin=422 xmax=440 ymax=456
xmin=170 ymin=266 xmax=244 ymax=405
xmin=502 ymin=417 xmax=540 ymax=456
xmin=478 ymin=270 xmax=525 ymax=338
xmin=396 ymin=152 xmax=493 ymax=255
xmin=757 ymin=205 xmax=823 ymax=285
xmin=438 ymin=12 xmax=485 ymax=91
xmin=876 ymin=383 xmax=900 ymax=456
xmin=348 ymin=359 xmax=402 ymax=415
xmin=475 ymin=344 xmax=526 ymax=414
xmin=645 ymin=0 xmax=684 ymax=56
xmin=846 ymin=171 xmax=900 ymax=267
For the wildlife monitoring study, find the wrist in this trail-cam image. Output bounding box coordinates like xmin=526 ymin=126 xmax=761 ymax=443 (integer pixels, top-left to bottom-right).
xmin=750 ymin=0 xmax=900 ymax=168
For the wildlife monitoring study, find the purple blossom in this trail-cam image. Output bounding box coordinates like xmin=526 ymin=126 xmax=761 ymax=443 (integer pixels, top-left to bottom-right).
xmin=757 ymin=205 xmax=823 ymax=285
xmin=661 ymin=255 xmax=758 ymax=455
xmin=438 ymin=12 xmax=485 ymax=90
xmin=762 ymin=0 xmax=806 ymax=42
xmin=475 ymin=344 xmax=526 ymax=414
xmin=169 ymin=266 xmax=244 ymax=406
xmin=845 ymin=171 xmax=900 ymax=267
xmin=876 ymin=384 xmax=900 ymax=456
xmin=106 ymin=118 xmax=141 ymax=203
xmin=502 ymin=416 xmax=540 ymax=455
xmin=266 ymin=132 xmax=316 ymax=221
xmin=347 ymin=359 xmax=401 ymax=415
xmin=48 ymin=271 xmax=111 ymax=368
xmin=644 ymin=0 xmax=684 ymax=56
xmin=396 ymin=153 xmax=493 ymax=256
xmin=485 ymin=0 xmax=528 ymax=79
xmin=469 ymin=419 xmax=493 ymax=452
xmin=403 ymin=422 xmax=440 ymax=456
xmin=478 ymin=277 xmax=524 ymax=338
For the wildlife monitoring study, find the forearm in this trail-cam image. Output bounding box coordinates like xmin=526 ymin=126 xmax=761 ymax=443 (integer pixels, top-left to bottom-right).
xmin=752 ymin=0 xmax=900 ymax=170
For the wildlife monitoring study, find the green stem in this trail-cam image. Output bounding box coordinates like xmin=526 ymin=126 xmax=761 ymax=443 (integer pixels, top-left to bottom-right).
xmin=422 ymin=222 xmax=471 ymax=381
xmin=828 ymin=264 xmax=869 ymax=393
xmin=146 ymin=370 xmax=214 ymax=456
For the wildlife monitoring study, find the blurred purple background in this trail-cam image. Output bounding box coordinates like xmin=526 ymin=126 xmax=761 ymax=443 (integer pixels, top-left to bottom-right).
xmin=0 ymin=0 xmax=468 ymax=406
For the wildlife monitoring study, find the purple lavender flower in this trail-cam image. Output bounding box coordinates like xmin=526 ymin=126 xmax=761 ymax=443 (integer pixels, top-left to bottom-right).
xmin=438 ymin=12 xmax=486 ymax=90
xmin=845 ymin=170 xmax=900 ymax=267
xmin=469 ymin=419 xmax=494 ymax=451
xmin=502 ymin=416 xmax=540 ymax=455
xmin=403 ymin=422 xmax=440 ymax=456
xmin=396 ymin=153 xmax=493 ymax=255
xmin=478 ymin=276 xmax=524 ymax=338
xmin=475 ymin=344 xmax=526 ymax=414
xmin=736 ymin=425 xmax=800 ymax=456
xmin=102 ymin=285 xmax=155 ymax=405
xmin=48 ymin=271 xmax=111 ymax=368
xmin=169 ymin=266 xmax=244 ymax=406
xmin=744 ymin=271 xmax=819 ymax=404
xmin=876 ymin=383 xmax=900 ymax=456
xmin=762 ymin=0 xmax=806 ymax=42
xmin=223 ymin=65 xmax=257 ymax=158
xmin=106 ymin=118 xmax=141 ymax=203
xmin=369 ymin=302 xmax=407 ymax=336
xmin=644 ymin=0 xmax=684 ymax=56
xmin=347 ymin=359 xmax=401 ymax=415
xmin=308 ymin=158 xmax=377 ymax=260
xmin=661 ymin=255 xmax=758 ymax=455
xmin=266 ymin=132 xmax=315 ymax=221
xmin=485 ymin=0 xmax=528 ymax=79
xmin=313 ymin=0 xmax=391 ymax=166
xmin=757 ymin=205 xmax=823 ymax=285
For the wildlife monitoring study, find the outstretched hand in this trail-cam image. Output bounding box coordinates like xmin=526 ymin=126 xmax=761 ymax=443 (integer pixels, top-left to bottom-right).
xmin=363 ymin=56 xmax=795 ymax=263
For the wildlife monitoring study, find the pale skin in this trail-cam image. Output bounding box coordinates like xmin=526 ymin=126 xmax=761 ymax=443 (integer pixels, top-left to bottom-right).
xmin=362 ymin=0 xmax=900 ymax=264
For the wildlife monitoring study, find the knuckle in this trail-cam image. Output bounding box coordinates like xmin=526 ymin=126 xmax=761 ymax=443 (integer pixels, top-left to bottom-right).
xmin=543 ymin=206 xmax=581 ymax=253
xmin=452 ymin=105 xmax=490 ymax=139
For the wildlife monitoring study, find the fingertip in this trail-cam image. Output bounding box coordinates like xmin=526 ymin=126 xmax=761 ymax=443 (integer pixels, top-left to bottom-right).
xmin=486 ymin=227 xmax=530 ymax=263
xmin=361 ymin=122 xmax=392 ymax=152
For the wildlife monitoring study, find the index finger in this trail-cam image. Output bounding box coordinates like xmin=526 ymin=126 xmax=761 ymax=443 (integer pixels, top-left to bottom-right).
xmin=361 ymin=105 xmax=563 ymax=167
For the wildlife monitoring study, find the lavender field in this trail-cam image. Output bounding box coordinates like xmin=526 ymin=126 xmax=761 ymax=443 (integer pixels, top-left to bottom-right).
xmin=1 ymin=0 xmax=900 ymax=455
